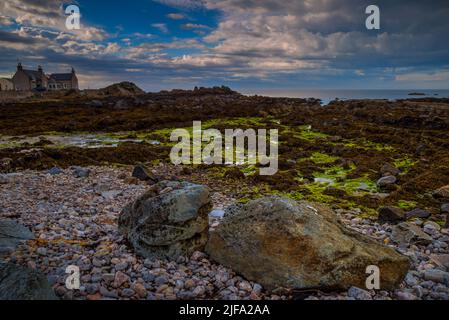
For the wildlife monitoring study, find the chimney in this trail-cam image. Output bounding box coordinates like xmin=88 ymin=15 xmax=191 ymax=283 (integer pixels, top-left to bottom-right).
xmin=38 ymin=65 xmax=43 ymax=74
xmin=71 ymin=67 xmax=75 ymax=74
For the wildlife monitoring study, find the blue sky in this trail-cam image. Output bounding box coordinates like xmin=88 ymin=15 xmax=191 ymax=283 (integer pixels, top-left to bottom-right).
xmin=1 ymin=0 xmax=449 ymax=92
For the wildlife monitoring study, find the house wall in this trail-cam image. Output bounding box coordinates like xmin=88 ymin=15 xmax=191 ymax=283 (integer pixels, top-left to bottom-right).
xmin=72 ymin=74 xmax=79 ymax=90
xmin=12 ymin=70 xmax=32 ymax=91
xmin=0 ymin=79 xmax=14 ymax=91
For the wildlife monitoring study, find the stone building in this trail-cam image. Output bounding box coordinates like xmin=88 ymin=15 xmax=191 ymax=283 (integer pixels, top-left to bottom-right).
xmin=0 ymin=78 xmax=14 ymax=91
xmin=11 ymin=63 xmax=79 ymax=91
xmin=48 ymin=68 xmax=79 ymax=91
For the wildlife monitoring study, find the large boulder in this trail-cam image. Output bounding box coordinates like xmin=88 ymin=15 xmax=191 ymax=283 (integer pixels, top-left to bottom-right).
xmin=119 ymin=181 xmax=211 ymax=259
xmin=0 ymin=220 xmax=34 ymax=258
xmin=206 ymin=196 xmax=409 ymax=291
xmin=0 ymin=262 xmax=56 ymax=300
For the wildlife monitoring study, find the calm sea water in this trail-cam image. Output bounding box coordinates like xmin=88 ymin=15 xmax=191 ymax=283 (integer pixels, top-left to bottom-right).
xmin=245 ymin=89 xmax=449 ymax=105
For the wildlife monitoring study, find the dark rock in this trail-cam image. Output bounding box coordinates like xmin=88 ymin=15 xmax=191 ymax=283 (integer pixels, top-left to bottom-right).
xmin=376 ymin=175 xmax=397 ymax=187
xmin=391 ymin=222 xmax=433 ymax=246
xmin=73 ymin=167 xmax=90 ymax=178
xmin=0 ymin=262 xmax=56 ymax=300
xmin=441 ymin=203 xmax=449 ymax=214
xmin=406 ymin=208 xmax=431 ymax=219
xmin=132 ymin=164 xmax=157 ymax=182
xmin=48 ymin=167 xmax=63 ymax=175
xmin=415 ymin=144 xmax=427 ymax=156
xmin=224 ymin=167 xmax=245 ymax=180
xmin=378 ymin=206 xmax=405 ymax=223
xmin=434 ymin=185 xmax=449 ymax=200
xmin=206 ymin=196 xmax=409 ymax=291
xmin=380 ymin=163 xmax=400 ymax=177
xmin=119 ymin=180 xmax=211 ymax=259
xmin=0 ymin=220 xmax=34 ymax=258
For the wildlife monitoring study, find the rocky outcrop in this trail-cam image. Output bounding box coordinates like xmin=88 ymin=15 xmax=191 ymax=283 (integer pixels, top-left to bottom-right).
xmin=0 ymin=219 xmax=34 ymax=258
xmin=119 ymin=181 xmax=211 ymax=260
xmin=206 ymin=196 xmax=409 ymax=291
xmin=0 ymin=262 xmax=56 ymax=300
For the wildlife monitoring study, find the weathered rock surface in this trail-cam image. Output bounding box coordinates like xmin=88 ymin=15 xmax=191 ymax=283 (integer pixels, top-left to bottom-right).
xmin=206 ymin=196 xmax=409 ymax=291
xmin=377 ymin=176 xmax=397 ymax=187
xmin=441 ymin=203 xmax=449 ymax=214
xmin=380 ymin=163 xmax=400 ymax=177
xmin=406 ymin=208 xmax=431 ymax=220
xmin=132 ymin=164 xmax=157 ymax=182
xmin=391 ymin=222 xmax=433 ymax=246
xmin=378 ymin=206 xmax=405 ymax=223
xmin=0 ymin=219 xmax=34 ymax=257
xmin=0 ymin=262 xmax=56 ymax=300
xmin=119 ymin=181 xmax=211 ymax=259
xmin=434 ymin=185 xmax=449 ymax=199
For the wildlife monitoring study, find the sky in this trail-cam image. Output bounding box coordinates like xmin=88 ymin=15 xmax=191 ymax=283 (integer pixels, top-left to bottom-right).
xmin=0 ymin=0 xmax=449 ymax=92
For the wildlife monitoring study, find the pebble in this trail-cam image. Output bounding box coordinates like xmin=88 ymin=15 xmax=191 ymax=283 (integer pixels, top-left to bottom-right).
xmin=347 ymin=287 xmax=372 ymax=300
xmin=2 ymin=166 xmax=448 ymax=301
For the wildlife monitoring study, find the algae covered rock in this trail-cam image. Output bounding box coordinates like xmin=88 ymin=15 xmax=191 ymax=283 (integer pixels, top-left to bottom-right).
xmin=206 ymin=196 xmax=409 ymax=291
xmin=119 ymin=181 xmax=211 ymax=259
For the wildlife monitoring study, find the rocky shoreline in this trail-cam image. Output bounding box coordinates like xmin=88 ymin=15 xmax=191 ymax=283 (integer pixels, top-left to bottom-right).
xmin=1 ymin=165 xmax=448 ymax=300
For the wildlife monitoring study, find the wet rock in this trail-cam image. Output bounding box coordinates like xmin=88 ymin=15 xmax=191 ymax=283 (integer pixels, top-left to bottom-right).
xmin=391 ymin=222 xmax=433 ymax=246
xmin=396 ymin=291 xmax=418 ymax=300
xmin=73 ymin=167 xmax=90 ymax=178
xmin=377 ymin=176 xmax=397 ymax=187
xmin=206 ymin=196 xmax=409 ymax=290
xmin=347 ymin=286 xmax=372 ymax=300
xmin=423 ymin=269 xmax=449 ymax=285
xmin=380 ymin=163 xmax=400 ymax=177
xmin=441 ymin=203 xmax=449 ymax=214
xmin=433 ymin=185 xmax=449 ymax=200
xmin=423 ymin=221 xmax=440 ymax=235
xmin=0 ymin=262 xmax=56 ymax=300
xmin=0 ymin=220 xmax=34 ymax=258
xmin=132 ymin=164 xmax=157 ymax=182
xmin=48 ymin=167 xmax=63 ymax=175
xmin=378 ymin=206 xmax=405 ymax=223
xmin=406 ymin=208 xmax=431 ymax=220
xmin=119 ymin=180 xmax=211 ymax=259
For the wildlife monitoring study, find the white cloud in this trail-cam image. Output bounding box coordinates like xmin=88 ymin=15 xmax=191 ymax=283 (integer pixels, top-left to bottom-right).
xmin=151 ymin=23 xmax=169 ymax=33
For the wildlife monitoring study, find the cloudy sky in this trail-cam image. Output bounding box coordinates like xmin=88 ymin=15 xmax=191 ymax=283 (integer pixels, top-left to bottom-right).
xmin=1 ymin=0 xmax=448 ymax=91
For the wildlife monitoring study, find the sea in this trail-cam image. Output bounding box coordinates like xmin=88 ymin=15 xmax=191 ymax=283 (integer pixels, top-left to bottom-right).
xmin=244 ymin=89 xmax=449 ymax=105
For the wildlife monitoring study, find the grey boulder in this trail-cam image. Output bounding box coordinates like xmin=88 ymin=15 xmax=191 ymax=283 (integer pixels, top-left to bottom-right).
xmin=119 ymin=181 xmax=211 ymax=260
xmin=0 ymin=262 xmax=56 ymax=300
xmin=0 ymin=220 xmax=34 ymax=258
